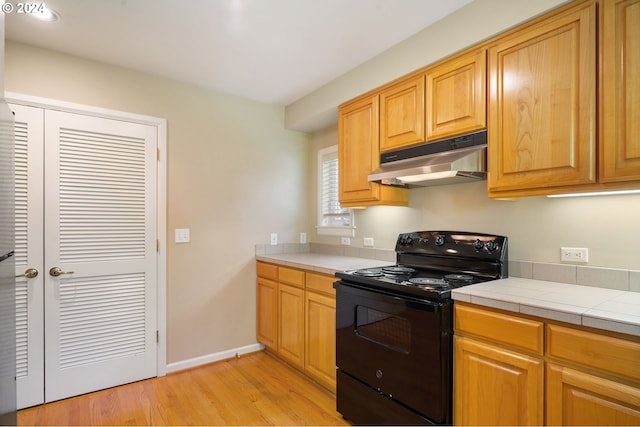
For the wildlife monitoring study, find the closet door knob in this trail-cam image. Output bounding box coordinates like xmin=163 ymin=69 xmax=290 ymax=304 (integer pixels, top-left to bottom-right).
xmin=49 ymin=267 xmax=74 ymax=277
xmin=16 ymin=268 xmax=39 ymax=279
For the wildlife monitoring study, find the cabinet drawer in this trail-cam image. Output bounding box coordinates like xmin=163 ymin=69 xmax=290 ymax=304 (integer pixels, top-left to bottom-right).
xmin=256 ymin=262 xmax=278 ymax=280
xmin=306 ymin=272 xmax=336 ymax=296
xmin=547 ymin=324 xmax=640 ymax=382
xmin=454 ymin=304 xmax=544 ymax=355
xmin=279 ymin=267 xmax=305 ymax=288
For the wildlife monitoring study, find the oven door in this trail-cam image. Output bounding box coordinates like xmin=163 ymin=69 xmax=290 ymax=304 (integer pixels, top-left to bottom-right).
xmin=335 ymin=281 xmax=452 ymax=424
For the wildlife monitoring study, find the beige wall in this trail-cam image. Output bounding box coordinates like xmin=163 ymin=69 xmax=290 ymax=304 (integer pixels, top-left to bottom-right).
xmin=309 ymin=127 xmax=640 ymax=270
xmin=4 ymin=41 xmax=310 ymax=364
xmin=300 ymin=0 xmax=640 ymax=270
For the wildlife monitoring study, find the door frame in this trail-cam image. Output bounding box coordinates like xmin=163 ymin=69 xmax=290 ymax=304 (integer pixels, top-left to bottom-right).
xmin=7 ymin=91 xmax=168 ymax=377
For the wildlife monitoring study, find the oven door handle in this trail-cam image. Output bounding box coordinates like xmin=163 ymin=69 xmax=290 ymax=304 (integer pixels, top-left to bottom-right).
xmin=334 ymin=280 xmax=446 ymax=310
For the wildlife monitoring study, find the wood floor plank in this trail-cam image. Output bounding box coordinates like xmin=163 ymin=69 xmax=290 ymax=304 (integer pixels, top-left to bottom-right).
xmin=17 ymin=351 xmax=350 ymax=426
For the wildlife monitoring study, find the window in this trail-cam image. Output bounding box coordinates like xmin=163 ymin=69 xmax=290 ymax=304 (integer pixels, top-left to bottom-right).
xmin=317 ymin=145 xmax=354 ymax=236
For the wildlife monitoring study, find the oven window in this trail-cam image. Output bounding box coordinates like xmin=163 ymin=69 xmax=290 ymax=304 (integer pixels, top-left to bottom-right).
xmin=355 ymin=306 xmax=411 ymax=354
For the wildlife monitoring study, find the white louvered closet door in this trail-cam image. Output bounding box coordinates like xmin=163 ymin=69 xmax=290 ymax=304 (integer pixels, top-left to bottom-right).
xmin=43 ymin=110 xmax=158 ymax=402
xmin=12 ymin=104 xmax=45 ymax=409
xmin=12 ymin=104 xmax=158 ymax=405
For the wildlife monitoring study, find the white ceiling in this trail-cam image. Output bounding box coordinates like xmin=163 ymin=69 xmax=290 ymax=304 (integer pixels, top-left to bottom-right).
xmin=5 ymin=0 xmax=472 ymax=105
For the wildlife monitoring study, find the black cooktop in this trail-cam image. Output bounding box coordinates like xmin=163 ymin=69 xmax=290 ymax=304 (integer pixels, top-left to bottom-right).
xmin=335 ymin=265 xmax=489 ymax=301
xmin=335 ymin=231 xmax=508 ymax=301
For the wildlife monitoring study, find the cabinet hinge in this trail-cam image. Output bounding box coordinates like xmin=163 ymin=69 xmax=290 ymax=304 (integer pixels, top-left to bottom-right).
xmin=156 ymin=239 xmax=159 ymax=252
xmin=156 ymin=147 xmax=160 ymax=161
xmin=156 ymin=330 xmax=159 ymax=343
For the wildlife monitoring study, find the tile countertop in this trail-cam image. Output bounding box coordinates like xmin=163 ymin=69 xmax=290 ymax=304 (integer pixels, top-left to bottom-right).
xmin=256 ymin=252 xmax=640 ymax=338
xmin=256 ymin=253 xmax=391 ymax=276
xmin=452 ymin=278 xmax=640 ymax=337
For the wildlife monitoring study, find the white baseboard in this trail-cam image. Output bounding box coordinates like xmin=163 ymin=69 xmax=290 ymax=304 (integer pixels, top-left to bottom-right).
xmin=165 ymin=343 xmax=265 ymax=374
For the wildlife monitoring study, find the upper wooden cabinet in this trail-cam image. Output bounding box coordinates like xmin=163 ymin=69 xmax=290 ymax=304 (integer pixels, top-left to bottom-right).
xmin=600 ymin=0 xmax=640 ymax=183
xmin=338 ymin=95 xmax=408 ymax=208
xmin=339 ymin=0 xmax=639 ymax=200
xmin=426 ymin=49 xmax=486 ymax=141
xmin=379 ymin=74 xmax=425 ymax=152
xmin=487 ymin=1 xmax=597 ymax=196
xmin=378 ymin=49 xmax=486 ymax=152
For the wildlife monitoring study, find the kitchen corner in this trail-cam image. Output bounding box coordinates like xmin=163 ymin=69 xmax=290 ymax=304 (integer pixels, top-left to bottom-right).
xmin=255 ymin=242 xmax=394 ymax=275
xmin=257 ymin=244 xmax=640 ymax=337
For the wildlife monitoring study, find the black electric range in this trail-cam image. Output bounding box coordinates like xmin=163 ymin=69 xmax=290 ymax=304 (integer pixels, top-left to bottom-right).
xmin=334 ymin=231 xmax=508 ymax=425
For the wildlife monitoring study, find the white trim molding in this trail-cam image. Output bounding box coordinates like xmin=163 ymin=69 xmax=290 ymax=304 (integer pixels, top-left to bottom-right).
xmin=166 ymin=343 xmax=265 ymax=373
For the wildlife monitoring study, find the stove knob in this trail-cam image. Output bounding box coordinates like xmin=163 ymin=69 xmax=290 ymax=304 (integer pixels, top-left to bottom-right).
xmin=474 ymin=239 xmax=485 ymax=250
xmin=398 ymin=235 xmax=413 ymax=246
xmin=487 ymin=240 xmax=498 ymax=252
xmin=435 ymin=235 xmax=445 ymax=246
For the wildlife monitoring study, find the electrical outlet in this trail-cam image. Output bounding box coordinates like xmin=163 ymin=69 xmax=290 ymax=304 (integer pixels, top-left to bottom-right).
xmin=270 ymin=233 xmax=278 ymax=245
xmin=561 ymin=247 xmax=589 ymax=263
xmin=300 ymin=232 xmax=307 ymax=244
xmin=341 ymin=237 xmax=351 ymax=245
xmin=363 ymin=237 xmax=374 ymax=247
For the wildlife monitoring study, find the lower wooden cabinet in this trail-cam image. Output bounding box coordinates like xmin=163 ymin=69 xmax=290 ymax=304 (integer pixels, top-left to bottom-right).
xmin=454 ymin=336 xmax=544 ymax=425
xmin=256 ymin=262 xmax=337 ymax=392
xmin=278 ymin=283 xmax=305 ymax=368
xmin=454 ymin=302 xmax=640 ymax=426
xmin=454 ymin=305 xmax=544 ymax=426
xmin=256 ymin=262 xmax=278 ymax=351
xmin=305 ymin=290 xmax=336 ymax=393
xmin=256 ymin=277 xmax=277 ymax=351
xmin=547 ymin=363 xmax=640 ymax=425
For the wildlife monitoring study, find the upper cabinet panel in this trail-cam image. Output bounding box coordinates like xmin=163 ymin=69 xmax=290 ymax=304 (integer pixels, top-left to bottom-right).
xmin=488 ymin=1 xmax=597 ymax=196
xmin=338 ymin=95 xmax=408 ymax=207
xmin=379 ymin=75 xmax=425 ymax=152
xmin=426 ymin=49 xmax=487 ymax=141
xmin=600 ymin=0 xmax=640 ymax=182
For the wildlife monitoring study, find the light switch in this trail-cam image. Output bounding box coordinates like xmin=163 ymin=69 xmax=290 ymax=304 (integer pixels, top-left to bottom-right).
xmin=175 ymin=228 xmax=190 ymax=243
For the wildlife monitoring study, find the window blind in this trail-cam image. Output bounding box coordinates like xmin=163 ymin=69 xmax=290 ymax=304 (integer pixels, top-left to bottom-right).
xmin=319 ymin=148 xmax=350 ymax=228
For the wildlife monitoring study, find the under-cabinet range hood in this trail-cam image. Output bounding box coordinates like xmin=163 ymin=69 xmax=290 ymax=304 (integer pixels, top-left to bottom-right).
xmin=368 ymin=130 xmax=487 ymax=188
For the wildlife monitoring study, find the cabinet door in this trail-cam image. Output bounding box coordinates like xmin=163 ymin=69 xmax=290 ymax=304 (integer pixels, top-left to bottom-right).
xmin=305 ymin=291 xmax=336 ymax=393
xmin=339 ymin=95 xmax=380 ymax=205
xmin=338 ymin=96 xmax=408 ymax=207
xmin=547 ymin=363 xmax=640 ymax=426
xmin=600 ymin=0 xmax=640 ymax=183
xmin=488 ymin=2 xmax=596 ymax=196
xmin=256 ymin=277 xmax=277 ymax=351
xmin=426 ymin=49 xmax=486 ymax=141
xmin=454 ymin=336 xmax=544 ymax=426
xmin=379 ymin=75 xmax=425 ymax=152
xmin=278 ymin=284 xmax=305 ymax=368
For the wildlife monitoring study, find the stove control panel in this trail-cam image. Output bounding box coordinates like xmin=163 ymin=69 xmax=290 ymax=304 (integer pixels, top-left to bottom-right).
xmin=395 ymin=231 xmax=507 ymax=261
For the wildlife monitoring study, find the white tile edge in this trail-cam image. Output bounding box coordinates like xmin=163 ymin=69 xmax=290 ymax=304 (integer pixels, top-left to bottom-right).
xmin=519 ymin=304 xmax=582 ymax=325
xmin=468 ymin=295 xmax=520 ymax=312
xmin=582 ymin=316 xmax=640 ymax=336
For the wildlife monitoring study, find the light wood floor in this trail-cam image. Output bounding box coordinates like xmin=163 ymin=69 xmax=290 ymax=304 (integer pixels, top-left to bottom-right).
xmin=18 ymin=351 xmax=350 ymax=426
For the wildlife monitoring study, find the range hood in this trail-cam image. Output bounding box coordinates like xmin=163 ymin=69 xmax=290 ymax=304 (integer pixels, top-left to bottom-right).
xmin=368 ymin=130 xmax=487 ymax=188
